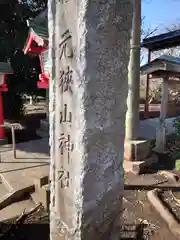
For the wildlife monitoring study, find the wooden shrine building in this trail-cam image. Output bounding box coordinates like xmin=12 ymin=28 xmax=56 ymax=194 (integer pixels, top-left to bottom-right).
xmin=141 ymin=55 xmax=180 ymax=153
xmin=23 ymin=10 xmax=49 ymax=89
xmin=141 ymin=29 xmax=180 ymax=118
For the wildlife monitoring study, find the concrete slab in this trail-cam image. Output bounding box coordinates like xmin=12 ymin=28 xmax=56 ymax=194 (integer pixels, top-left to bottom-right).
xmin=0 ymin=183 xmax=8 ymax=198
xmin=0 ymin=198 xmax=36 ymax=222
xmin=0 ymin=139 xmax=49 ymax=192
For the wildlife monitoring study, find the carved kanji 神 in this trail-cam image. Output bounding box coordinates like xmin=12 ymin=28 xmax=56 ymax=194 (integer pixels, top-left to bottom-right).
xmin=58 ymin=133 xmax=74 ymax=163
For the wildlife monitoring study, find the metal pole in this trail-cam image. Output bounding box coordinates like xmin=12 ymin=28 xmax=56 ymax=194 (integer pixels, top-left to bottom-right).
xmin=155 ymin=75 xmax=169 ymax=153
xmin=126 ymin=0 xmax=141 ymax=140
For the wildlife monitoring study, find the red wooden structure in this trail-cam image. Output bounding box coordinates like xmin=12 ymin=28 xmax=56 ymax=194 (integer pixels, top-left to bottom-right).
xmin=0 ymin=63 xmax=13 ymax=139
xmin=23 ymin=20 xmax=49 ymax=89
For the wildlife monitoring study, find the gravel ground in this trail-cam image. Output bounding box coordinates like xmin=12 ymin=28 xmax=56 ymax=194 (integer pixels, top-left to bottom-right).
xmin=122 ymin=189 xmax=177 ymax=240
xmin=161 ymin=190 xmax=180 ymax=223
xmin=0 ymin=190 xmax=178 ymax=239
xmin=0 ymin=206 xmax=49 ymax=240
xmin=123 ymin=171 xmax=180 ymax=239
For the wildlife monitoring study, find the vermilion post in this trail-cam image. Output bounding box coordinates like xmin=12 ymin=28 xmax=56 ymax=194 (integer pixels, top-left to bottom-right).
xmin=0 ymin=92 xmax=5 ymax=139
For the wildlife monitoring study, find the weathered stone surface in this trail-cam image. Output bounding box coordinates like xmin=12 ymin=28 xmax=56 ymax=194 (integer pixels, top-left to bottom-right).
xmin=49 ymin=0 xmax=133 ymax=239
xmin=155 ymin=79 xmax=168 ymax=154
xmin=124 ymin=139 xmax=150 ymax=161
xmin=155 ymin=125 xmax=167 ymax=153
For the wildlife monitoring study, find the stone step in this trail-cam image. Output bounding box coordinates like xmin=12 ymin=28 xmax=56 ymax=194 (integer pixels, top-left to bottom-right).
xmin=0 ymin=173 xmax=35 ymax=197
xmin=124 ymin=153 xmax=158 ymax=174
xmin=31 ymin=184 xmax=50 ymax=211
xmin=0 ymin=187 xmax=35 ymax=211
xmin=0 ymin=198 xmax=36 ymax=222
xmin=0 ymin=173 xmax=49 ymax=211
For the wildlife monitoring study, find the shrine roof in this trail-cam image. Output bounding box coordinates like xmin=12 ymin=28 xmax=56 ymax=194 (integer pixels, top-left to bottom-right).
xmin=141 ymin=29 xmax=180 ymax=51
xmin=23 ymin=9 xmax=48 ymax=54
xmin=27 ymin=20 xmax=48 ymax=40
xmin=27 ymin=9 xmax=48 ymax=40
xmin=33 ymin=9 xmax=48 ymax=28
xmin=0 ymin=62 xmax=13 ymax=73
xmin=23 ymin=18 xmax=48 ymax=53
xmin=140 ymin=55 xmax=180 ymax=78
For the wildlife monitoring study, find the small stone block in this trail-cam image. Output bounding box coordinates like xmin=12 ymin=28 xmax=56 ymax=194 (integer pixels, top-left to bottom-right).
xmin=124 ymin=140 xmax=150 ymax=161
xmin=42 ymin=184 xmax=50 ymax=212
xmin=124 ymin=154 xmax=158 ymax=174
xmin=31 ymin=186 xmax=50 ymax=212
xmin=33 ymin=175 xmax=49 ymax=189
xmin=152 ymin=147 xmax=169 ymax=155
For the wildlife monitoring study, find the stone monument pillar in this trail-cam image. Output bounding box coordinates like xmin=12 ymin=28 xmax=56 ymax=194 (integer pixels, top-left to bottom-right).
xmin=155 ymin=77 xmax=169 ymax=153
xmin=49 ymin=0 xmax=133 ymax=239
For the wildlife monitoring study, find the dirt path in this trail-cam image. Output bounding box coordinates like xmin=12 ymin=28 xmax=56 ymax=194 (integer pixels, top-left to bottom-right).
xmin=123 ymin=189 xmax=177 ymax=239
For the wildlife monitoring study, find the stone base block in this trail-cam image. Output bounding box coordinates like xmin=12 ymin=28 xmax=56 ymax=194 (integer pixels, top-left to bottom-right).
xmin=124 ymin=153 xmax=158 ymax=174
xmin=31 ymin=185 xmax=50 ymax=212
xmin=40 ymin=119 xmax=49 ymax=132
xmin=33 ymin=175 xmax=49 ymax=189
xmin=153 ymin=147 xmax=169 ymax=155
xmin=124 ymin=139 xmax=150 ymax=161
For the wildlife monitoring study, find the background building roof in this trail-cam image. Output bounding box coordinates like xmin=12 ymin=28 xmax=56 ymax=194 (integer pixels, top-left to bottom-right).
xmin=141 ymin=29 xmax=180 ymax=51
xmin=0 ymin=62 xmax=13 ymax=73
xmin=27 ymin=20 xmax=48 ymax=40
